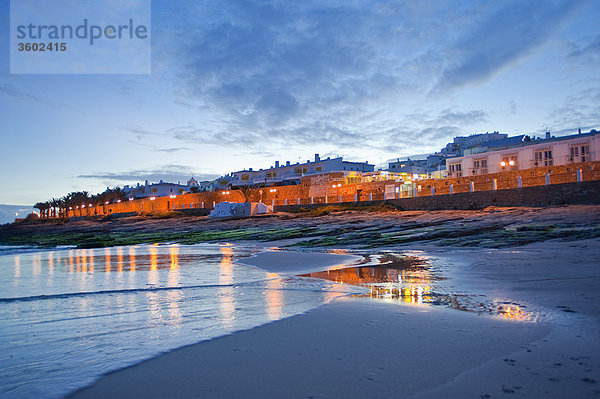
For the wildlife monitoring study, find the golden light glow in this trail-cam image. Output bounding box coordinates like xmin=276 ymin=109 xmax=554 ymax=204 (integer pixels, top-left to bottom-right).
xmin=129 ymin=247 xmax=136 ymax=271
xmin=48 ymin=252 xmax=54 ymax=275
xmin=14 ymin=255 xmax=20 ymax=278
xmin=117 ymin=247 xmax=124 ymax=273
xmin=265 ymin=272 xmax=283 ymax=321
xmin=169 ymin=245 xmax=179 ymax=270
xmin=88 ymin=249 xmax=95 ymax=273
xmin=105 ymin=247 xmax=111 ymax=273
xmin=150 ymin=245 xmax=158 ymax=271
xmin=219 ymin=246 xmax=235 ymax=328
xmin=32 ymin=253 xmax=42 ymax=276
xmin=68 ymin=249 xmax=74 ymax=273
xmin=500 ymin=161 xmax=506 ymax=167
xmin=81 ymin=249 xmax=87 ymax=273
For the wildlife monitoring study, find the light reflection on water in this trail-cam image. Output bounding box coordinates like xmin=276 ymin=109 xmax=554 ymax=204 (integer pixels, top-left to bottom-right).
xmin=301 ymin=252 xmax=536 ymax=321
xmin=0 ymin=244 xmax=350 ymax=399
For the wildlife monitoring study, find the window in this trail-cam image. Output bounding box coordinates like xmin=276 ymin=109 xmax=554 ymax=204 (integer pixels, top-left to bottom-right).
xmin=152 ymin=188 xmax=157 ymax=193
xmin=570 ymin=143 xmax=590 ymax=162
xmin=316 ymin=167 xmax=322 ymax=171
xmin=534 ymin=149 xmax=552 ymax=166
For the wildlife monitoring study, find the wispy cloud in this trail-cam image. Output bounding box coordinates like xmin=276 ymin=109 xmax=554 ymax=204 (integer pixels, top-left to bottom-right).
xmin=77 ymin=165 xmax=219 ymax=184
xmin=434 ymin=0 xmax=585 ymax=92
xmin=567 ymin=34 xmax=600 ymax=60
xmin=151 ymin=0 xmax=584 ymax=155
xmin=0 ymin=83 xmax=45 ymax=103
xmin=0 ymin=82 xmax=83 ymax=113
xmin=546 ymin=86 xmax=600 ymax=133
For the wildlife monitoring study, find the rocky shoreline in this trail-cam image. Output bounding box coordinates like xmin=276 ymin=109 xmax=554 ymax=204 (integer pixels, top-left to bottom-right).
xmin=1 ymin=205 xmax=599 ymax=250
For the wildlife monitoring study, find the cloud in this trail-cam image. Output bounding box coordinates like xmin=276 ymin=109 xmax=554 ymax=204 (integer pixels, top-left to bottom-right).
xmin=155 ymin=147 xmax=192 ymax=153
xmin=567 ymin=34 xmax=600 ymax=62
xmin=0 ymin=83 xmax=45 ymax=103
xmin=150 ymin=1 xmax=588 ymax=156
xmin=434 ymin=0 xmax=585 ymax=92
xmin=435 ymin=108 xmax=488 ymax=125
xmin=0 ymin=82 xmax=84 ymax=113
xmin=546 ymin=86 xmax=600 ymax=134
xmin=77 ymin=165 xmax=220 ymax=184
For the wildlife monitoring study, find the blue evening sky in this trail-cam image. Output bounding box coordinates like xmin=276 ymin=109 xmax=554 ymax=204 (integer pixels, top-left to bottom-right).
xmin=0 ymin=0 xmax=599 ymax=205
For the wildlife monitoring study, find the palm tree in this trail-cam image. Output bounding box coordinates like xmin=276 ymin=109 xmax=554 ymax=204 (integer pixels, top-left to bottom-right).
xmin=34 ymin=201 xmax=50 ymax=218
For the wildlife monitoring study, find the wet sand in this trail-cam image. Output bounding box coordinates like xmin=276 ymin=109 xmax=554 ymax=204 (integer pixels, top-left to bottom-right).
xmin=68 ymin=238 xmax=600 ymax=399
xmin=237 ymin=250 xmax=362 ymax=274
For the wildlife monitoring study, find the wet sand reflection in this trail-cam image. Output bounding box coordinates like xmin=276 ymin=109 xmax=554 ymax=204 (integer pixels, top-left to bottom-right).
xmin=265 ymin=273 xmax=283 ymax=321
xmin=219 ymin=247 xmax=235 ymax=329
xmin=301 ymin=253 xmax=534 ymax=320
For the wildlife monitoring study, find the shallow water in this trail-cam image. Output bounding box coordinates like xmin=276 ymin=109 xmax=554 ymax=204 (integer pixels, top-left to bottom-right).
xmin=0 ymin=244 xmax=552 ymax=399
xmin=301 ymin=250 xmax=542 ymax=321
xmin=0 ymin=244 xmax=355 ymax=399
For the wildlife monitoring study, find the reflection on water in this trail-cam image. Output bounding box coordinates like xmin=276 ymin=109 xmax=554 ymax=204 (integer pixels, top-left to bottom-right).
xmin=219 ymin=246 xmax=235 ymax=329
xmin=170 ymin=245 xmax=179 ymax=270
xmin=0 ymin=244 xmax=350 ymax=399
xmin=301 ymin=253 xmax=534 ymax=321
xmin=265 ymin=273 xmax=283 ymax=321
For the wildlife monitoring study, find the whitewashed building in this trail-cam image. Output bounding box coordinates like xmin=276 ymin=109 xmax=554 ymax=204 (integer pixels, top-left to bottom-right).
xmin=232 ymin=154 xmax=374 ymax=187
xmin=446 ymin=130 xmax=599 ymax=178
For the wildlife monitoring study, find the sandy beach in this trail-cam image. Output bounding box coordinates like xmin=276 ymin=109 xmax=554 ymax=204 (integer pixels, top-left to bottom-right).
xmin=67 ymin=235 xmax=600 ymax=398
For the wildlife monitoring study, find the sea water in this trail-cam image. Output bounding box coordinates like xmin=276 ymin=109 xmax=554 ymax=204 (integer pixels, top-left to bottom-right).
xmin=0 ymin=244 xmax=355 ymax=399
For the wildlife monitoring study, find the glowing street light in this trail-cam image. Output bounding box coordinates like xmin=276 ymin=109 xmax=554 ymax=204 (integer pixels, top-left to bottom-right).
xmin=508 ymin=160 xmax=515 ymax=166
xmin=500 ymin=161 xmax=507 ymax=167
xmin=149 ymin=196 xmax=156 ymax=200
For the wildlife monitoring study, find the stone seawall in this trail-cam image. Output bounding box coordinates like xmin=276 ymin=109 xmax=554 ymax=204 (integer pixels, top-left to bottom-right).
xmin=274 ymin=180 xmax=600 ymax=212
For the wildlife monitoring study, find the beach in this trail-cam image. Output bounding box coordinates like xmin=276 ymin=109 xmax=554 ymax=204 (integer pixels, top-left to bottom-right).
xmin=67 ymin=236 xmax=600 ymax=398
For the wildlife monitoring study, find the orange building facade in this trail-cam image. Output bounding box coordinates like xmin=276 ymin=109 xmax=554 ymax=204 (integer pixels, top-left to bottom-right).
xmin=59 ymin=160 xmax=600 ymax=218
